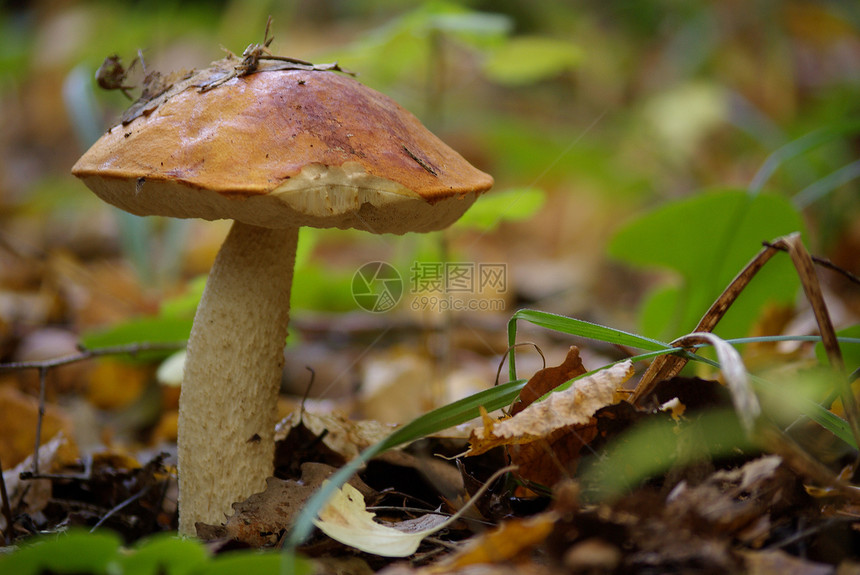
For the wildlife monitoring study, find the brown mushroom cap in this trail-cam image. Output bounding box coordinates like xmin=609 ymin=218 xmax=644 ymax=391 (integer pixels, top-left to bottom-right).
xmin=72 ymin=60 xmax=493 ymax=234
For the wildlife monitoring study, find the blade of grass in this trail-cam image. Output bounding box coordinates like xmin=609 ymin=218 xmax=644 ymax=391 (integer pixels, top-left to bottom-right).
xmin=749 ymin=121 xmax=860 ymax=194
xmin=507 ymin=309 xmax=672 ymax=381
xmin=676 ymin=343 xmax=856 ymax=449
xmin=284 ymin=377 xmax=527 ymax=549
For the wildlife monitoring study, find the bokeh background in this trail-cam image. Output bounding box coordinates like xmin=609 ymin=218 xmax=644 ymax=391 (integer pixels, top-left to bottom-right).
xmin=1 ymin=1 xmax=859 ymax=450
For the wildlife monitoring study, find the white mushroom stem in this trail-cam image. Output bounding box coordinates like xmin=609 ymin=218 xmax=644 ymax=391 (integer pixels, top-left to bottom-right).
xmin=178 ymin=220 xmax=298 ymax=534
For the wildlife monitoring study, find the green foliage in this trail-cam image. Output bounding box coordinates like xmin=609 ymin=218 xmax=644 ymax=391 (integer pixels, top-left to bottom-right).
xmin=453 ymin=187 xmax=546 ymax=231
xmin=816 ymin=324 xmax=860 ymax=373
xmin=579 ymin=408 xmax=755 ymax=501
xmin=289 ymin=262 xmax=357 ymax=313
xmin=608 ymin=189 xmax=806 ymax=341
xmin=341 ymin=1 xmax=512 ymax=87
xmin=115 ymin=533 xmax=207 ymax=575
xmin=79 ymin=315 xmax=192 ymax=359
xmin=483 ymin=36 xmax=583 ymax=85
xmin=0 ymin=529 xmax=312 ymax=575
xmin=0 ymin=530 xmax=122 ymax=575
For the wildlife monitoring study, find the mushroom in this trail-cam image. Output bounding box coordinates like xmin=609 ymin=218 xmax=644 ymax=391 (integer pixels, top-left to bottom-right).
xmin=71 ymin=55 xmax=493 ymax=534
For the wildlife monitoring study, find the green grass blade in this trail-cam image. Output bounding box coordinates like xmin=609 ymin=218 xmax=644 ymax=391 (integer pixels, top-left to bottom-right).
xmin=507 ymin=309 xmax=672 ymax=380
xmin=749 ymin=121 xmax=860 ymax=194
xmin=285 ymin=377 xmax=527 ymax=549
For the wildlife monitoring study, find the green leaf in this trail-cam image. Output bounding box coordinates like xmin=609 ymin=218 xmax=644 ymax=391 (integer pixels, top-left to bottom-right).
xmin=484 ymin=36 xmax=583 ymax=85
xmin=158 ymin=276 xmax=207 ymax=318
xmin=340 ymin=2 xmax=510 ymax=87
xmin=80 ymin=316 xmax=192 ymax=356
xmin=0 ymin=529 xmax=121 ymax=575
xmin=580 ymin=408 xmax=755 ymax=501
xmin=815 ymin=324 xmax=860 ymax=371
xmin=506 ymin=309 xmax=672 ymax=381
xmin=290 ymin=263 xmax=356 ymax=313
xmin=454 ymin=187 xmax=546 ymax=231
xmin=118 ymin=534 xmax=208 ymax=575
xmin=608 ymin=189 xmax=806 ymax=340
xmin=193 ymin=552 xmax=312 ymax=575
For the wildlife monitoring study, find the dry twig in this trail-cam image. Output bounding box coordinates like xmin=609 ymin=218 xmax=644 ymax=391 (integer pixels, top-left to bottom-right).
xmin=0 ymin=342 xmax=185 ymax=475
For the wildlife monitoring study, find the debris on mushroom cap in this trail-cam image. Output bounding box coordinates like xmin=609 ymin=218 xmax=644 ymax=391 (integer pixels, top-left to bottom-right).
xmin=72 ymin=57 xmax=493 ymax=234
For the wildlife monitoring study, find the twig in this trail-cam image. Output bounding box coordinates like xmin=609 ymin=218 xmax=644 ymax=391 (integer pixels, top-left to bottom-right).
xmin=20 ymin=455 xmax=93 ymax=482
xmin=0 ymin=342 xmax=185 ymax=478
xmin=0 ymin=453 xmax=14 ymax=545
xmin=90 ymin=484 xmax=152 ymax=533
xmin=762 ymin=240 xmax=860 ymax=287
xmin=632 ymin=232 xmax=858 ymax=429
xmin=0 ymin=342 xmax=185 ymax=372
xmin=633 ymin=243 xmax=779 ymax=404
xmin=33 ymin=367 xmax=47 ymax=475
xmin=495 ymin=342 xmax=546 ymax=387
xmin=769 ymin=234 xmax=860 ymax=449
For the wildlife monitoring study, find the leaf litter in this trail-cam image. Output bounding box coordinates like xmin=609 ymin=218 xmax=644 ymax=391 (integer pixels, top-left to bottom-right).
xmin=3 ymin=331 xmax=860 ymax=573
xmin=1 ymin=15 xmax=860 ymax=572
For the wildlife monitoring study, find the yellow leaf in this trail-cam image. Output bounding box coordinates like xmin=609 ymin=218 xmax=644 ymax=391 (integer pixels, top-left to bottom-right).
xmin=314 ymin=466 xmax=515 ymax=557
xmin=435 ymin=513 xmax=557 ymax=570
xmin=313 ymin=482 xmax=449 ymax=557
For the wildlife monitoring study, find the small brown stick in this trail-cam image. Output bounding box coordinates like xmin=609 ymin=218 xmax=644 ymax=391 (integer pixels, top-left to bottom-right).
xmin=770 ymin=233 xmax=843 ymax=371
xmin=633 ymin=231 xmax=858 ymax=445
xmin=89 ymin=484 xmax=152 ymax=533
xmin=0 ymin=453 xmax=14 ymax=544
xmin=0 ymin=342 xmax=185 ymax=372
xmin=632 ymin=243 xmax=780 ymax=404
xmin=757 ymin=424 xmax=860 ymax=504
xmin=769 ymin=233 xmax=860 ymax=448
xmin=0 ymin=342 xmax=185 ymax=476
xmin=33 ymin=367 xmax=47 ymax=475
xmin=763 ymin=240 xmax=860 ymax=287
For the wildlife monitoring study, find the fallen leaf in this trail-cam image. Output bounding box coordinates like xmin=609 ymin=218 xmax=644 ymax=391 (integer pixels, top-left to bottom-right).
xmin=357 ymin=350 xmax=436 ymax=424
xmin=314 ymin=467 xmax=514 ymax=557
xmin=433 ymin=513 xmax=558 ymax=570
xmin=510 ymin=346 xmax=586 ymax=415
xmin=741 ymin=549 xmax=834 ymax=575
xmin=86 ymin=359 xmax=151 ymax=410
xmin=274 ymin=410 xmax=398 ymax=473
xmin=508 ymin=422 xmax=599 ymax=488
xmin=0 ymin=432 xmax=76 ymax=533
xmin=563 ymin=538 xmax=623 ymax=573
xmin=314 ymin=482 xmax=449 ymax=557
xmin=199 ymin=462 xmax=374 ymax=546
xmin=465 ymin=361 xmax=633 ymax=457
xmin=0 ymin=384 xmax=77 ymax=467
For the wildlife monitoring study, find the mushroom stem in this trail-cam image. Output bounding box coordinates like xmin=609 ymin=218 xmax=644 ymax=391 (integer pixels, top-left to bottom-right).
xmin=178 ymin=220 xmax=298 ymax=534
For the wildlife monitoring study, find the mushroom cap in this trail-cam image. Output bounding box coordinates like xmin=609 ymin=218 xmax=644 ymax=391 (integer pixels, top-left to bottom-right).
xmin=72 ymin=58 xmax=493 ymax=234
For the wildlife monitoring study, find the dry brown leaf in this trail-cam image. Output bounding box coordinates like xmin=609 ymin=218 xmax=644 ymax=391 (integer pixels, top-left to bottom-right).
xmin=508 ymin=422 xmax=599 ymax=488
xmin=432 ymin=512 xmax=558 ymax=571
xmin=0 ymin=384 xmax=76 ymax=467
xmin=511 ymin=346 xmax=586 ymax=415
xmin=86 ymin=359 xmax=151 ymax=410
xmin=741 ymin=549 xmax=834 ymax=575
xmin=0 ymin=432 xmax=77 ymax=533
xmin=275 ymin=410 xmax=398 ymax=462
xmin=466 ymin=361 xmax=633 ymax=457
